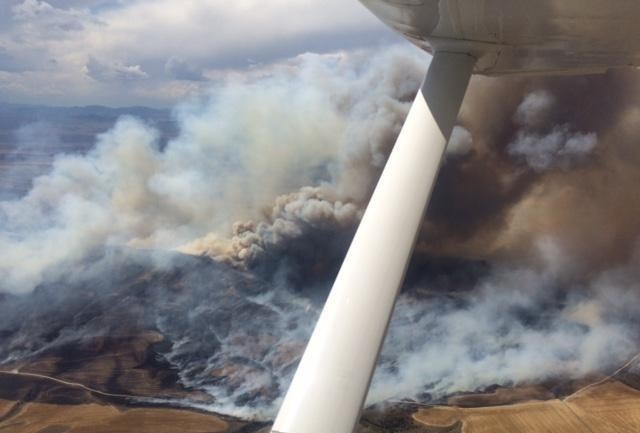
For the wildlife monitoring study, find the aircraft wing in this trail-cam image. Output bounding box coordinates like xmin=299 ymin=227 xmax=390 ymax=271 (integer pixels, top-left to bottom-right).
xmin=362 ymin=0 xmax=640 ymax=75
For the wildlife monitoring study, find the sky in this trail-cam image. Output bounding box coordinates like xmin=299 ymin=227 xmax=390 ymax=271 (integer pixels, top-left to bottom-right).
xmin=0 ymin=0 xmax=404 ymax=107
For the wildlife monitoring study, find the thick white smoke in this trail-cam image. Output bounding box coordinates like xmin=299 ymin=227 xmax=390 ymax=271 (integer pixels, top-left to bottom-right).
xmin=368 ymin=240 xmax=638 ymax=404
xmin=0 ymin=46 xmax=428 ymax=293
xmin=508 ymin=90 xmax=598 ymax=171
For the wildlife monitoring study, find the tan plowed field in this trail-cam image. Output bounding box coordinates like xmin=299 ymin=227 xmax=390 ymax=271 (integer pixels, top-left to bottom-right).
xmin=0 ymin=400 xmax=229 ymax=433
xmin=414 ymin=381 xmax=640 ymax=433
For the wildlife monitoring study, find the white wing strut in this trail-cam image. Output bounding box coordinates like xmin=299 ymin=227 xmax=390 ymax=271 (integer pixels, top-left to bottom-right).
xmin=272 ymin=51 xmax=476 ymax=433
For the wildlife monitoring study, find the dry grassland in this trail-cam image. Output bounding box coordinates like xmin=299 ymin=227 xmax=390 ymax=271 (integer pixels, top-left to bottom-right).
xmin=414 ymin=380 xmax=640 ymax=433
xmin=0 ymin=399 xmax=228 ymax=433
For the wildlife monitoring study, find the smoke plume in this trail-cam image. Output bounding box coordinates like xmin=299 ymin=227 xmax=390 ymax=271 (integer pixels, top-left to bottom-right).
xmin=2 ymin=44 xmax=640 ymax=418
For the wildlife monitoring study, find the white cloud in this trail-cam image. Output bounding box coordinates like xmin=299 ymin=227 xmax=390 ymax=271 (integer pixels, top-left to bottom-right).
xmin=164 ymin=57 xmax=204 ymax=81
xmin=85 ymin=56 xmax=148 ymax=82
xmin=13 ymin=0 xmax=55 ymax=18
xmin=0 ymin=0 xmax=400 ymax=105
xmin=12 ymin=0 xmax=99 ymax=38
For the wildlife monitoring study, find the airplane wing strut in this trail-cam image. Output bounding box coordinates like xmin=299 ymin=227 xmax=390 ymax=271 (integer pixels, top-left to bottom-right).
xmin=272 ymin=51 xmax=475 ymax=433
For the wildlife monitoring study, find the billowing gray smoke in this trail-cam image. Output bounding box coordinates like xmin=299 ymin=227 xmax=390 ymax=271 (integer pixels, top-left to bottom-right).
xmin=1 ymin=44 xmax=640 ymax=419
xmin=0 ymin=47 xmax=426 ymax=293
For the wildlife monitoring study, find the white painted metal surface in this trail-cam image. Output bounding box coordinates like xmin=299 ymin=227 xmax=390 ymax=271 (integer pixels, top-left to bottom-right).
xmin=361 ymin=0 xmax=640 ymax=75
xmin=271 ymin=52 xmax=475 ymax=433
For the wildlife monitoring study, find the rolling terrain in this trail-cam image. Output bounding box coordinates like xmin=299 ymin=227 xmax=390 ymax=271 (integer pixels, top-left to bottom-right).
xmin=2 ymin=103 xmax=640 ymax=432
xmin=1 ymin=247 xmax=639 ymax=432
xmin=415 ymin=380 xmax=640 ymax=433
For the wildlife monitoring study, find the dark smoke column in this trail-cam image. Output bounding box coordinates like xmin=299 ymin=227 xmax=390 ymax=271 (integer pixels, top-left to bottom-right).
xmin=272 ymin=1 xmax=640 ymax=433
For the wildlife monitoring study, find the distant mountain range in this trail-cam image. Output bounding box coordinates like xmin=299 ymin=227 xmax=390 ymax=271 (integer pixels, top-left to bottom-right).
xmin=0 ymin=102 xmax=177 ymax=147
xmin=0 ymin=102 xmax=178 ymax=199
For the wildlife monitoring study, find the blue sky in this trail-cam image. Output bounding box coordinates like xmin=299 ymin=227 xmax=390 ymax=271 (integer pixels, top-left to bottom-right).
xmin=0 ymin=0 xmax=404 ymax=107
